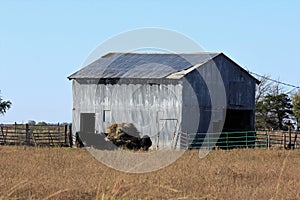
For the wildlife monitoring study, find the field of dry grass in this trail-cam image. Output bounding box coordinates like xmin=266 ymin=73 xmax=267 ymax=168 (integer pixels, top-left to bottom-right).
xmin=1 ymin=146 xmax=300 ymax=200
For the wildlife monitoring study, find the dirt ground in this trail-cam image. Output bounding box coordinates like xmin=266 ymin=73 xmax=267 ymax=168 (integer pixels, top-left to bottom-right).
xmin=0 ymin=146 xmax=300 ymax=200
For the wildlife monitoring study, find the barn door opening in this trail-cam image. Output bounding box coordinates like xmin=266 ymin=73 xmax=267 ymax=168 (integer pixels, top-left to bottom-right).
xmin=222 ymin=109 xmax=252 ymax=132
xmin=80 ymin=113 xmax=95 ymax=133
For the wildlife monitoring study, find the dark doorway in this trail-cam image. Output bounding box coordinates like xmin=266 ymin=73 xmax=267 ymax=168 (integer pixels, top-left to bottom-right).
xmin=222 ymin=109 xmax=253 ymax=132
xmin=80 ymin=113 xmax=95 ymax=133
xmin=218 ymin=109 xmax=255 ymax=149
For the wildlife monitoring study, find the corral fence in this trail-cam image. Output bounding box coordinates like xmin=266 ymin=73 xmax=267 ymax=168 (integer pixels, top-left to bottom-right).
xmin=1 ymin=124 xmax=299 ymax=150
xmin=180 ymin=130 xmax=300 ymax=150
xmin=0 ymin=123 xmax=73 ymax=147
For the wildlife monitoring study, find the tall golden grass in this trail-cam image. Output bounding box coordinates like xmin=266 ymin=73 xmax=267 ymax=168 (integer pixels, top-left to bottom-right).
xmin=0 ymin=146 xmax=300 ymax=199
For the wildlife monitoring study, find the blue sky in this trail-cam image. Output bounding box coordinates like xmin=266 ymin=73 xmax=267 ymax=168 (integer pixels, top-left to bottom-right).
xmin=0 ymin=0 xmax=299 ymax=123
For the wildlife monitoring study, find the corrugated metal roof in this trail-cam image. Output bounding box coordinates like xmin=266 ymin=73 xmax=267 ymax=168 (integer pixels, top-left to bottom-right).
xmin=68 ymin=52 xmax=220 ymax=79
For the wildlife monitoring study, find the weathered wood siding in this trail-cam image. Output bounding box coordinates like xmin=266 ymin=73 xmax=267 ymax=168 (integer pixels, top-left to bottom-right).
xmin=181 ymin=54 xmax=256 ymax=134
xmin=213 ymin=55 xmax=256 ymax=110
xmin=72 ymin=79 xmax=182 ymax=149
xmin=182 ymin=59 xmax=226 ymax=134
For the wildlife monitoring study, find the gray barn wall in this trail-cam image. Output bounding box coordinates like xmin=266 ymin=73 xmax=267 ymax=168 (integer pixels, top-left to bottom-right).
xmin=181 ymin=54 xmax=257 ymax=134
xmin=213 ymin=55 xmax=256 ymax=110
xmin=72 ymin=79 xmax=183 ymax=149
xmin=213 ymin=55 xmax=256 ymax=130
xmin=181 ymin=59 xmax=227 ymax=134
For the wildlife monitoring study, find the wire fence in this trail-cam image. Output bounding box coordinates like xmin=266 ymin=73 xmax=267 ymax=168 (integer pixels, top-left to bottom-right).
xmin=181 ymin=130 xmax=300 ymax=150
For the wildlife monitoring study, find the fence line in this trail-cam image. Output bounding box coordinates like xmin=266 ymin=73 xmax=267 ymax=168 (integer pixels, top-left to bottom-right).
xmin=180 ymin=130 xmax=300 ymax=150
xmin=0 ymin=123 xmax=73 ymax=147
xmin=1 ymin=124 xmax=299 ymax=150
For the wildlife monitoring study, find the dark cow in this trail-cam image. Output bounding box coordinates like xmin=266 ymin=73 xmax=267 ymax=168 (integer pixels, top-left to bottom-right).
xmin=140 ymin=135 xmax=152 ymax=150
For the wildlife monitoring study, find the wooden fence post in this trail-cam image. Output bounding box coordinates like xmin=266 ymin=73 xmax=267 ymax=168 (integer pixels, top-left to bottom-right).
xmin=25 ymin=123 xmax=30 ymax=145
xmin=293 ymin=132 xmax=298 ymax=149
xmin=267 ymin=132 xmax=270 ymax=150
xmin=64 ymin=125 xmax=68 ymax=146
xmin=288 ymin=127 xmax=292 ymax=149
xmin=58 ymin=123 xmax=60 ymax=146
xmin=69 ymin=124 xmax=72 ymax=148
xmin=186 ymin=130 xmax=189 ymax=149
xmin=14 ymin=122 xmax=17 ymax=139
xmin=1 ymin=126 xmax=6 ymax=145
xmin=284 ymin=133 xmax=287 ymax=149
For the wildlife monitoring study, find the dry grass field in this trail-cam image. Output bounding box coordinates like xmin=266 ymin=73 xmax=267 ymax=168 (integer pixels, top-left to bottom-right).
xmin=1 ymin=146 xmax=300 ymax=200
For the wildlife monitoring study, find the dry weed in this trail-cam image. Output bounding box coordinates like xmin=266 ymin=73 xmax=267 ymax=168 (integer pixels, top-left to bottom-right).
xmin=0 ymin=146 xmax=300 ymax=199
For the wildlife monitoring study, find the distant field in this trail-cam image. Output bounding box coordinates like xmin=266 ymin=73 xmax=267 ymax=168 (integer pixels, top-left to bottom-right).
xmin=1 ymin=146 xmax=300 ymax=200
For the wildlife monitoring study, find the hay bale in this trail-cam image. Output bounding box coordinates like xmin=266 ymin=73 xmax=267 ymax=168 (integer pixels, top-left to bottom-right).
xmin=106 ymin=123 xmax=152 ymax=151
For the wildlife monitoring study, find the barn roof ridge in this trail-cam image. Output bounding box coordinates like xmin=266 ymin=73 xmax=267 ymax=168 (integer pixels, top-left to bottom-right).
xmin=101 ymin=52 xmax=221 ymax=56
xmin=68 ymin=52 xmax=258 ymax=83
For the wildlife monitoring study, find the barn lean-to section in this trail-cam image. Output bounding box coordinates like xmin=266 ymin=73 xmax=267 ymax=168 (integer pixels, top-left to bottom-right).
xmin=68 ymin=52 xmax=259 ymax=149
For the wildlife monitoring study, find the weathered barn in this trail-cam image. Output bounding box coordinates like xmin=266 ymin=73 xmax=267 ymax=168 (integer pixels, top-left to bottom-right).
xmin=68 ymin=52 xmax=259 ymax=149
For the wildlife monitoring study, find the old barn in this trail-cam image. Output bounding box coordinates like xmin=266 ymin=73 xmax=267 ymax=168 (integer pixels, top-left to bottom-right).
xmin=68 ymin=52 xmax=259 ymax=149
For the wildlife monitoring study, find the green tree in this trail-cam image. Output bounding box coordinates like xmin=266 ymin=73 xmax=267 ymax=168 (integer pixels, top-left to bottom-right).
xmin=255 ymin=100 xmax=269 ymax=129
xmin=0 ymin=91 xmax=11 ymax=115
xmin=256 ymin=93 xmax=293 ymax=130
xmin=37 ymin=121 xmax=47 ymax=126
xmin=28 ymin=120 xmax=36 ymax=126
xmin=292 ymin=91 xmax=300 ymax=128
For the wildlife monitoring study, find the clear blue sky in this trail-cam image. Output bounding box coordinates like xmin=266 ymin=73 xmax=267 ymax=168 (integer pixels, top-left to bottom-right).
xmin=0 ymin=0 xmax=299 ymax=123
